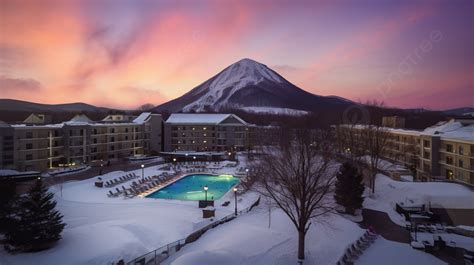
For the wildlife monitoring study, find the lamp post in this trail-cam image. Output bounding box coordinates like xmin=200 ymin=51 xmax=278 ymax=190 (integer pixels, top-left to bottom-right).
xmin=245 ymin=168 xmax=249 ymax=178
xmin=141 ymin=164 xmax=145 ymax=180
xmin=233 ymin=187 xmax=238 ymax=215
xmin=204 ymin=185 xmax=208 ymax=201
xmin=100 ymin=163 xmax=103 ymax=176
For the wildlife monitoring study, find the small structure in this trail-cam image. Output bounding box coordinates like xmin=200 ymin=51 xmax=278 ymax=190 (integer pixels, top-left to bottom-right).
xmin=24 ymin=113 xmax=52 ymax=125
xmin=202 ymin=206 xmax=215 ymax=218
xmin=382 ymin=116 xmax=406 ymax=128
xmin=94 ymin=177 xmax=104 ymax=188
xmin=198 ymin=200 xmax=214 ymax=208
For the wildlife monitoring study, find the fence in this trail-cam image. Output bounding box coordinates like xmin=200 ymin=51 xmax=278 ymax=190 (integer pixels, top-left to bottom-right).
xmin=126 ymin=196 xmax=261 ymax=265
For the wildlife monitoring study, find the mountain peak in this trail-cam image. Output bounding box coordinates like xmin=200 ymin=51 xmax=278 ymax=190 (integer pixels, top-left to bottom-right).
xmin=155 ymin=59 xmax=352 ymax=113
xmin=235 ymin=58 xmax=261 ymax=65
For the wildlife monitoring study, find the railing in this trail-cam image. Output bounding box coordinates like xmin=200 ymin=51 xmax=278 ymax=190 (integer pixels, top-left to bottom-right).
xmin=126 ymin=196 xmax=261 ymax=265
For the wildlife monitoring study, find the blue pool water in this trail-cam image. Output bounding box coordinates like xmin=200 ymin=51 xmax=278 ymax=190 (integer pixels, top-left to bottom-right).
xmin=146 ymin=174 xmax=239 ymax=201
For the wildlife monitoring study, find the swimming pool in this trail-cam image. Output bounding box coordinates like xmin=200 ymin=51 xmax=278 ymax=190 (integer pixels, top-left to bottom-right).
xmin=146 ymin=174 xmax=240 ymax=201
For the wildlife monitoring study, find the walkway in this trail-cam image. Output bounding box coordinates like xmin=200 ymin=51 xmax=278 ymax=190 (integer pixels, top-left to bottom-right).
xmin=359 ymin=208 xmax=410 ymax=243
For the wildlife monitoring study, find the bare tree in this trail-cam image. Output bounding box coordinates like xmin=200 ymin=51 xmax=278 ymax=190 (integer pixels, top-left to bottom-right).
xmin=251 ymin=129 xmax=336 ymax=262
xmin=137 ymin=103 xmax=155 ymax=111
xmin=360 ymin=124 xmax=390 ymax=194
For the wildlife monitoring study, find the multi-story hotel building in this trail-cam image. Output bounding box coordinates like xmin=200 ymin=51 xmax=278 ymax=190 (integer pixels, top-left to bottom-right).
xmin=0 ymin=113 xmax=162 ymax=172
xmin=337 ymin=119 xmax=474 ymax=186
xmin=163 ymin=113 xmax=252 ymax=152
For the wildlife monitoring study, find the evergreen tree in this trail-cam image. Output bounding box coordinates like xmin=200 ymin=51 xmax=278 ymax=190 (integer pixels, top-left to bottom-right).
xmin=0 ymin=177 xmax=17 ymax=234
xmin=4 ymin=179 xmax=65 ymax=252
xmin=334 ymin=162 xmax=365 ymax=215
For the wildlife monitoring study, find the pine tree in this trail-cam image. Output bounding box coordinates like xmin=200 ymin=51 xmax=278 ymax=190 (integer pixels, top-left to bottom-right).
xmin=334 ymin=162 xmax=365 ymax=215
xmin=0 ymin=177 xmax=17 ymax=234
xmin=4 ymin=179 xmax=66 ymax=252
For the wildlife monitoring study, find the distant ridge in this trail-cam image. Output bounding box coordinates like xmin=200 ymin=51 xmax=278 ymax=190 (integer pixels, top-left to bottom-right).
xmin=0 ymin=99 xmax=111 ymax=113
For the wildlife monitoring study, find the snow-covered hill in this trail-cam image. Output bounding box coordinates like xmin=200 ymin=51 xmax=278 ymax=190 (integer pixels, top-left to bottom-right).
xmin=154 ymin=58 xmax=352 ymax=114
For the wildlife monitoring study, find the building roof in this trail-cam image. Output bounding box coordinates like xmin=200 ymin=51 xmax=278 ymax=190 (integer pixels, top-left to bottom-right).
xmin=133 ymin=112 xmax=152 ymax=124
xmin=0 ymin=120 xmax=11 ymax=128
xmin=166 ymin=113 xmax=248 ymax=125
xmin=65 ymin=114 xmax=93 ymax=125
xmin=344 ymin=118 xmax=474 ymax=142
xmin=421 ymin=120 xmax=474 ymax=142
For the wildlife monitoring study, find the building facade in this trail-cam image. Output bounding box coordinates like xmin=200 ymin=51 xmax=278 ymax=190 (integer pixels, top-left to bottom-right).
xmin=163 ymin=114 xmax=252 ymax=152
xmin=0 ymin=113 xmax=162 ymax=172
xmin=337 ymin=119 xmax=474 ymax=186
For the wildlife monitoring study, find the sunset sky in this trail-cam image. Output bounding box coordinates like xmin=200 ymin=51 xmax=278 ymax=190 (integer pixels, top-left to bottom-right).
xmin=0 ymin=0 xmax=472 ymax=110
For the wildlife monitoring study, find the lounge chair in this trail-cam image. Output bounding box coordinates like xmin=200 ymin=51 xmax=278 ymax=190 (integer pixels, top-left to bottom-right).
xmin=124 ymin=189 xmax=135 ymax=198
xmin=115 ymin=187 xmax=122 ymax=194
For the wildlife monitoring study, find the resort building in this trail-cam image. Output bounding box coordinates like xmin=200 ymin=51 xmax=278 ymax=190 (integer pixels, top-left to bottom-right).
xmin=337 ymin=118 xmax=474 ymax=186
xmin=0 ymin=112 xmax=162 ymax=172
xmin=163 ymin=113 xmax=253 ymax=152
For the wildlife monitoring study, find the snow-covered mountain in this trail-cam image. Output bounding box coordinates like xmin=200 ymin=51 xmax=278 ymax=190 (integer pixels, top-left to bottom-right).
xmin=155 ymin=58 xmax=353 ymax=114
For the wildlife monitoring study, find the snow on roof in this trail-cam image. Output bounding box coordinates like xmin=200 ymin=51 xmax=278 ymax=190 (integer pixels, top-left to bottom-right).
xmin=166 ymin=113 xmax=248 ymax=125
xmin=0 ymin=120 xmax=11 ymax=128
xmin=65 ymin=114 xmax=93 ymax=124
xmin=133 ymin=112 xmax=151 ymax=124
xmin=421 ymin=120 xmax=474 ymax=142
xmin=344 ymin=119 xmax=474 ymax=142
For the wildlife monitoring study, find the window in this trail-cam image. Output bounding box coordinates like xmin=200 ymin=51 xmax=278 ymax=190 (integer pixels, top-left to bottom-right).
xmin=423 ymin=151 xmax=430 ymax=159
xmin=93 ymin=138 xmax=97 ymax=144
xmin=423 ymin=140 xmax=430 ymax=148
xmin=110 ymin=146 xmax=115 ymax=151
xmin=26 ymin=143 xmax=33 ymax=150
xmin=125 ymin=128 xmax=129 ymax=133
xmin=110 ymin=128 xmax=115 ymax=133
xmin=459 ymin=146 xmax=464 ymax=155
xmin=446 ymin=156 xmax=453 ymax=165
xmin=125 ymin=136 xmax=128 ymax=140
xmin=93 ymin=129 xmax=97 ymax=134
xmin=446 ymin=169 xmax=453 ymax=180
xmin=69 ymin=130 xmax=73 ymax=136
xmin=80 ymin=129 xmax=84 ymax=136
xmin=26 ymin=132 xmax=33 ymax=138
xmin=26 ymin=154 xmax=33 ymax=160
xmin=446 ymin=144 xmax=453 ymax=152
xmin=459 ymin=159 xmax=464 ymax=168
xmin=110 ymin=137 xmax=115 ymax=142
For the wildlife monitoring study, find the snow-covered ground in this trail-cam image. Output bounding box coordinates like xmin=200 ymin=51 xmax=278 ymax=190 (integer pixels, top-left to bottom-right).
xmin=2 ymin=156 xmax=468 ymax=265
xmin=241 ymin=106 xmax=308 ymax=116
xmin=0 ymin=162 xmax=255 ymax=265
xmin=164 ymin=205 xmax=364 ymax=265
xmin=364 ymin=174 xmax=474 ymax=226
xmin=356 ymin=238 xmax=447 ymax=265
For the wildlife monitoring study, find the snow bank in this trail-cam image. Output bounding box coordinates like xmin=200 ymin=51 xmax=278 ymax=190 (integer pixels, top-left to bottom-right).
xmin=364 ymin=174 xmax=474 ymax=226
xmin=357 ymin=238 xmax=447 ymax=265
xmin=164 ymin=206 xmax=364 ymax=265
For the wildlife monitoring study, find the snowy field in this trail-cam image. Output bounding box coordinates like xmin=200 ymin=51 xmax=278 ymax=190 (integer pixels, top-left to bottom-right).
xmin=0 ymin=162 xmax=256 ymax=265
xmin=356 ymin=238 xmax=446 ymax=265
xmin=164 ymin=205 xmax=365 ymax=265
xmin=2 ymin=157 xmax=468 ymax=265
xmin=364 ymin=174 xmax=474 ymax=226
xmin=162 ymin=202 xmax=443 ymax=265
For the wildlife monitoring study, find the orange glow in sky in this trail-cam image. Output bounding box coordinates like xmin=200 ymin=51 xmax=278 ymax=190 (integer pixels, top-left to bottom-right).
xmin=0 ymin=0 xmax=472 ymax=110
